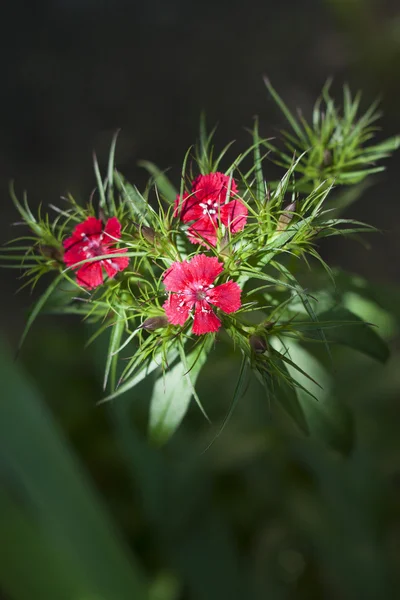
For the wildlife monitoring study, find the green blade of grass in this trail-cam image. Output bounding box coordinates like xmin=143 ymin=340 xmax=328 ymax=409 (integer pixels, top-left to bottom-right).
xmin=0 ymin=338 xmax=147 ymax=600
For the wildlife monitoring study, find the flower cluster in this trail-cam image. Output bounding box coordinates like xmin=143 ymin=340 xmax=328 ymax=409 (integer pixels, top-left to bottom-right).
xmin=63 ymin=216 xmax=129 ymax=289
xmin=174 ymin=172 xmax=248 ymax=246
xmin=163 ymin=254 xmax=241 ymax=335
xmin=62 ymin=173 xmax=246 ymax=334
xmin=5 ymin=81 xmax=397 ymax=442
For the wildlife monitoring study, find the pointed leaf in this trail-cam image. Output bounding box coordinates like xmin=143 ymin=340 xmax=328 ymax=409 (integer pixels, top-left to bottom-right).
xmin=303 ymin=306 xmax=390 ymax=363
xmin=149 ymin=342 xmax=211 ymax=444
xmin=139 ymin=161 xmax=178 ymax=203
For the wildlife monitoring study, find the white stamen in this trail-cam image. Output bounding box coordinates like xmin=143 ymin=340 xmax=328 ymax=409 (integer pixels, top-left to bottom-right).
xmin=107 ymin=259 xmax=119 ymax=270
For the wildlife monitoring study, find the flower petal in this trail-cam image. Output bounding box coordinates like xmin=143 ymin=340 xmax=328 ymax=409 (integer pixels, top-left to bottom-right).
xmin=163 ymin=294 xmax=193 ymax=326
xmin=208 ymin=281 xmax=241 ymax=313
xmin=187 ymin=217 xmax=219 ymax=247
xmin=76 ymin=262 xmax=104 ymax=289
xmin=220 ymin=200 xmax=248 ymax=233
xmin=63 ymin=243 xmax=87 ymax=267
xmin=163 ymin=260 xmax=194 ymax=292
xmin=186 ymin=254 xmax=223 ymax=286
xmin=103 ymin=252 xmax=130 ymax=278
xmin=104 ymin=216 xmax=122 ymax=240
xmin=192 ymin=172 xmax=238 ymax=202
xmin=192 ymin=301 xmax=221 ymax=335
xmin=64 ymin=217 xmax=103 ymax=249
xmin=174 ymin=192 xmax=204 ymax=223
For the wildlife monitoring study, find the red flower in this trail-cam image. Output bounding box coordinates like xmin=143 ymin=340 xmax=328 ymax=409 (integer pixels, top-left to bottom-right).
xmin=174 ymin=172 xmax=248 ymax=246
xmin=63 ymin=216 xmax=129 ymax=289
xmin=162 ymin=254 xmax=241 ymax=335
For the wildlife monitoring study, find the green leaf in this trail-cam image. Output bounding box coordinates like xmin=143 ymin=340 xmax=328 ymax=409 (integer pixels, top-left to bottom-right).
xmin=252 ymin=117 xmax=265 ymax=200
xmin=279 ymin=339 xmax=353 ymax=451
xmin=115 ymin=171 xmax=155 ymax=226
xmin=323 ymin=179 xmax=373 ymax=216
xmin=264 ymin=353 xmax=309 ymax=435
xmin=93 ymin=152 xmax=107 ymax=212
xmin=139 ymin=161 xmax=178 ymax=203
xmin=99 ymin=348 xmax=180 ymax=404
xmin=17 ymin=272 xmax=65 ymax=354
xmin=302 ymin=306 xmax=390 ymax=363
xmin=0 ymin=338 xmax=147 ymax=600
xmin=149 ymin=341 xmax=211 ymax=444
xmin=106 ymin=129 xmax=120 ymax=214
xmin=263 ymin=77 xmax=306 ymax=143
xmin=333 ymin=268 xmax=400 ymax=325
xmin=203 ymin=352 xmax=249 ymax=452
xmin=103 ymin=311 xmax=126 ymax=391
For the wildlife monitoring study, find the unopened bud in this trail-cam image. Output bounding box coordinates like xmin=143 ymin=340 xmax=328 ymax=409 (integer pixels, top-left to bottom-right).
xmin=277 ymin=201 xmax=296 ymax=232
xmin=323 ymin=148 xmax=332 ymax=167
xmin=39 ymin=244 xmax=63 ymax=263
xmin=132 ymin=222 xmax=158 ymax=245
xmin=140 ymin=225 xmax=157 ymax=244
xmin=249 ymin=334 xmax=268 ymax=354
xmin=140 ymin=316 xmax=168 ymax=331
xmin=219 ymin=232 xmax=231 ymax=257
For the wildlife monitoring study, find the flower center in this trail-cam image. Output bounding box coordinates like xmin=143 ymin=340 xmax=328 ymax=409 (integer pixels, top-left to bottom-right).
xmin=196 ymin=289 xmax=208 ymax=301
xmin=198 ymin=199 xmax=219 ymax=217
xmin=81 ymin=233 xmax=108 ymax=258
xmin=193 ymin=283 xmax=214 ymax=302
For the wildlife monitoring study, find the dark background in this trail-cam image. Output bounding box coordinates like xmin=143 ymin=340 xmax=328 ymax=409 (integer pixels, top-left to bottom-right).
xmin=2 ymin=3 xmax=400 ymax=599
xmin=1 ymin=0 xmax=400 ymax=341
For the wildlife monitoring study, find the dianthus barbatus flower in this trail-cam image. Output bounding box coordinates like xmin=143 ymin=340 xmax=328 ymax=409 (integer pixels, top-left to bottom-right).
xmin=162 ymin=254 xmax=241 ymax=335
xmin=174 ymin=172 xmax=248 ymax=246
xmin=63 ymin=216 xmax=129 ymax=289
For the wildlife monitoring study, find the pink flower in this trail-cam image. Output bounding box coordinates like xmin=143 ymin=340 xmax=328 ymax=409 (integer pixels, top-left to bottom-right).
xmin=63 ymin=216 xmax=129 ymax=289
xmin=162 ymin=254 xmax=241 ymax=335
xmin=174 ymin=172 xmax=248 ymax=246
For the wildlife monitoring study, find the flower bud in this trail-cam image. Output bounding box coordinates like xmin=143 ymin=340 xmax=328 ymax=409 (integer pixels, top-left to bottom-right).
xmin=219 ymin=232 xmax=231 ymax=257
xmin=249 ymin=334 xmax=268 ymax=354
xmin=323 ymin=148 xmax=332 ymax=167
xmin=39 ymin=244 xmax=63 ymax=263
xmin=277 ymin=201 xmax=296 ymax=232
xmin=140 ymin=316 xmax=168 ymax=331
xmin=132 ymin=221 xmax=157 ymax=244
xmin=140 ymin=225 xmax=156 ymax=244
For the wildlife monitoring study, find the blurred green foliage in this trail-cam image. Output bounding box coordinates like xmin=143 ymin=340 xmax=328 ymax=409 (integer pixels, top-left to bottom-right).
xmin=2 ymin=1 xmax=400 ymax=597
xmin=2 ymin=264 xmax=400 ymax=599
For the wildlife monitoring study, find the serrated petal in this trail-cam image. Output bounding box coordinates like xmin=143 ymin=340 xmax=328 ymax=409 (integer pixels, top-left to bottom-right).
xmin=192 ymin=301 xmax=221 ymax=335
xmin=76 ymin=262 xmax=104 ymax=289
xmin=163 ymin=294 xmax=193 ymax=326
xmin=208 ymin=281 xmax=241 ymax=313
xmin=103 ymin=251 xmax=130 ymax=278
xmin=174 ymin=192 xmax=204 ymax=223
xmin=192 ymin=172 xmax=238 ymax=201
xmin=186 ymin=254 xmax=223 ymax=285
xmin=163 ymin=260 xmax=194 ymax=292
xmin=220 ymin=200 xmax=248 ymax=233
xmin=104 ymin=216 xmax=122 ymax=240
xmin=187 ymin=217 xmax=219 ymax=247
xmin=63 ymin=217 xmax=103 ymax=249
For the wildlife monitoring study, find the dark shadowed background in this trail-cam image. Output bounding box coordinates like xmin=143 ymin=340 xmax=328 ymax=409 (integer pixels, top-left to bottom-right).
xmin=2 ymin=3 xmax=400 ymax=599
xmin=1 ymin=0 xmax=400 ymax=340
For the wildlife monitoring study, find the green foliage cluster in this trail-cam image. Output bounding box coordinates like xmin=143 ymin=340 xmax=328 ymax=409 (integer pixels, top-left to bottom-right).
xmin=2 ymin=81 xmax=399 ymax=446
